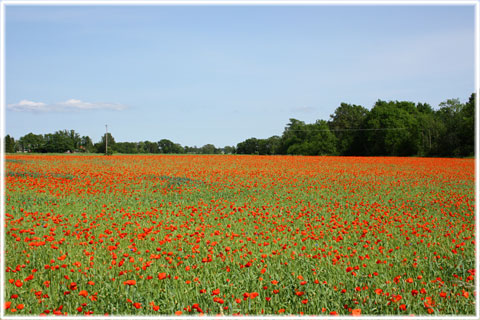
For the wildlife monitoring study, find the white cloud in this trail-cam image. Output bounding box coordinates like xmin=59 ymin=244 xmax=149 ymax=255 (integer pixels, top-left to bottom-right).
xmin=7 ymin=99 xmax=48 ymax=112
xmin=7 ymin=99 xmax=127 ymax=112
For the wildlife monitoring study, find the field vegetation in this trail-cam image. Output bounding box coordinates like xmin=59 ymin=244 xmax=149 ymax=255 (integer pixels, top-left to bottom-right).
xmin=4 ymin=155 xmax=475 ymax=316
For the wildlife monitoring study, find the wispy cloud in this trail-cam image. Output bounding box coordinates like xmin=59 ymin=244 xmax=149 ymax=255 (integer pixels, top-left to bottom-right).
xmin=7 ymin=99 xmax=127 ymax=112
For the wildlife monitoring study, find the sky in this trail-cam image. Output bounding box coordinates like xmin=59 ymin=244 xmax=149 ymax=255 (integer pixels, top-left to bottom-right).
xmin=4 ymin=4 xmax=476 ymax=147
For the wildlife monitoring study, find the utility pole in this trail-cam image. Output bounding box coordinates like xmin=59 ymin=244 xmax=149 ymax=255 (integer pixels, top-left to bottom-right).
xmin=105 ymin=124 xmax=108 ymax=155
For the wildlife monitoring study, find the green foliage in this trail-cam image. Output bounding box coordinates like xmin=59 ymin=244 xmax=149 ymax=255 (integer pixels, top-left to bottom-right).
xmin=259 ymin=136 xmax=281 ymax=155
xmin=277 ymin=119 xmax=337 ymax=156
xmin=158 ymin=139 xmax=184 ymax=154
xmin=434 ymin=98 xmax=470 ymax=157
xmin=237 ymin=138 xmax=259 ymax=154
xmin=5 ymin=134 xmax=16 ymax=153
xmin=115 ymin=142 xmax=139 ymax=154
xmin=95 ymin=133 xmax=116 ymax=154
xmin=459 ymin=93 xmax=475 ymax=157
xmin=222 ymin=145 xmax=236 ymax=154
xmin=200 ymin=144 xmax=216 ymax=154
xmin=235 ymin=93 xmax=474 ymax=157
xmin=18 ymin=133 xmax=45 ymax=153
xmin=6 ymin=93 xmax=475 ymax=157
xmin=143 ymin=141 xmax=160 ymax=154
xmin=4 ymin=155 xmax=475 ymax=315
xmin=363 ymin=100 xmax=420 ymax=156
xmin=237 ymin=136 xmax=280 ymax=155
xmin=80 ymin=136 xmax=94 ymax=153
xmin=278 ymin=119 xmax=308 ymax=154
xmin=43 ymin=130 xmax=76 ymax=153
xmin=329 ymin=103 xmax=368 ymax=155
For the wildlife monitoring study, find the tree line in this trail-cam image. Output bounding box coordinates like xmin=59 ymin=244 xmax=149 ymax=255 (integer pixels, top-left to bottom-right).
xmin=237 ymin=94 xmax=475 ymax=157
xmin=4 ymin=130 xmax=232 ymax=155
xmin=5 ymin=93 xmax=475 ymax=157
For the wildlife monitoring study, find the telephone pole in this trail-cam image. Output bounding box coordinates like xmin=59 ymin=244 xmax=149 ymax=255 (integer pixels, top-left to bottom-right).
xmin=105 ymin=124 xmax=108 ymax=155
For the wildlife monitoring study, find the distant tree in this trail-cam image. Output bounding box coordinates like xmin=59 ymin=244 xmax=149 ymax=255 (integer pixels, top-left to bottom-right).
xmin=416 ymin=102 xmax=435 ymax=115
xmin=412 ymin=102 xmax=446 ymax=156
xmin=222 ymin=145 xmax=236 ymax=154
xmin=80 ymin=136 xmax=94 ymax=153
xmin=309 ymin=120 xmax=337 ymax=155
xmin=458 ymin=93 xmax=475 ymax=156
xmin=144 ymin=141 xmax=159 ymax=154
xmin=363 ymin=100 xmax=420 ymax=156
xmin=18 ymin=133 xmax=45 ymax=152
xmin=185 ymin=145 xmax=200 ymax=154
xmin=175 ymin=143 xmax=185 ymax=154
xmin=158 ymin=139 xmax=176 ymax=154
xmin=9 ymin=92 xmax=475 ymax=157
xmin=237 ymin=138 xmax=259 ymax=154
xmin=286 ymin=120 xmax=337 ymax=155
xmin=200 ymin=144 xmax=216 ymax=154
xmin=69 ymin=130 xmax=81 ymax=151
xmin=278 ymin=119 xmax=308 ymax=154
xmin=416 ymin=111 xmax=440 ymax=156
xmin=237 ymin=136 xmax=281 ymax=155
xmin=433 ymin=97 xmax=474 ymax=157
xmin=42 ymin=130 xmax=75 ymax=153
xmin=95 ymin=133 xmax=116 ymax=154
xmin=115 ymin=142 xmax=138 ymax=154
xmin=279 ymin=119 xmax=336 ymax=155
xmin=264 ymin=136 xmax=281 ymax=155
xmin=255 ymin=136 xmax=281 ymax=155
xmin=329 ymin=103 xmax=368 ymax=155
xmin=136 ymin=141 xmax=146 ymax=153
xmin=5 ymin=135 xmax=16 ymax=153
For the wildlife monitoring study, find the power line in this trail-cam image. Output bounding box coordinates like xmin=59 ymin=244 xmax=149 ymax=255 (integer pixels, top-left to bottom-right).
xmin=286 ymin=128 xmax=407 ymax=132
xmin=142 ymin=127 xmax=408 ymax=132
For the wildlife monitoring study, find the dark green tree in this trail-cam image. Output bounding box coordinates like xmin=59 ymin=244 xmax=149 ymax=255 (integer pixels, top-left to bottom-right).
xmin=95 ymin=133 xmax=116 ymax=154
xmin=363 ymin=100 xmax=420 ymax=156
xmin=434 ymin=98 xmax=464 ymax=156
xmin=184 ymin=146 xmax=199 ymax=154
xmin=43 ymin=130 xmax=75 ymax=153
xmin=329 ymin=103 xmax=368 ymax=155
xmin=5 ymin=135 xmax=16 ymax=153
xmin=458 ymin=93 xmax=475 ymax=156
xmin=222 ymin=146 xmax=236 ymax=154
xmin=175 ymin=143 xmax=185 ymax=154
xmin=69 ymin=130 xmax=81 ymax=151
xmin=286 ymin=120 xmax=337 ymax=155
xmin=115 ymin=142 xmax=138 ymax=154
xmin=258 ymin=136 xmax=281 ymax=155
xmin=416 ymin=111 xmax=440 ymax=156
xmin=237 ymin=138 xmax=259 ymax=154
xmin=278 ymin=119 xmax=308 ymax=154
xmin=158 ymin=139 xmax=174 ymax=153
xmin=80 ymin=136 xmax=94 ymax=153
xmin=279 ymin=119 xmax=336 ymax=155
xmin=18 ymin=133 xmax=45 ymax=152
xmin=200 ymin=144 xmax=216 ymax=154
xmin=144 ymin=141 xmax=159 ymax=154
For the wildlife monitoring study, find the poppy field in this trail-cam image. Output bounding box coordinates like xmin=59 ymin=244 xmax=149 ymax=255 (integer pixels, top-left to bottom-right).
xmin=3 ymin=155 xmax=476 ymax=316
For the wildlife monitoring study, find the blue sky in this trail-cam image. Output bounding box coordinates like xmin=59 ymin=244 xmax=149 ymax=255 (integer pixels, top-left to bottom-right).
xmin=5 ymin=4 xmax=476 ymax=147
